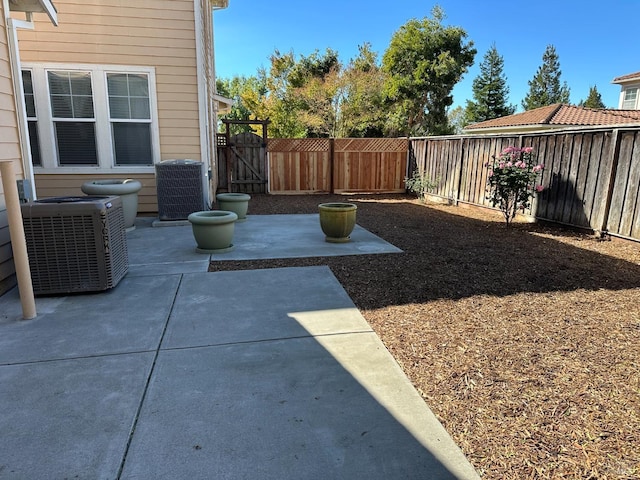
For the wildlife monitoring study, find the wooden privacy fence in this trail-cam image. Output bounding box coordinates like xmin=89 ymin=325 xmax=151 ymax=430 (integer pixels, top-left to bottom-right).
xmin=267 ymin=138 xmax=408 ymax=194
xmin=410 ymin=126 xmax=640 ymax=241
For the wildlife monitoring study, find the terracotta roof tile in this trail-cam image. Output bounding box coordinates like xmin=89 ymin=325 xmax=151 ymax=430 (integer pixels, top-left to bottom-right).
xmin=465 ymin=104 xmax=640 ymax=130
xmin=466 ymin=104 xmax=561 ymax=129
xmin=612 ymin=71 xmax=640 ymax=83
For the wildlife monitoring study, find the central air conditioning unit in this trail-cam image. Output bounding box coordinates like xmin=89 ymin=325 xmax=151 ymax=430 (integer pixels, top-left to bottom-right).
xmin=21 ymin=196 xmax=129 ymax=295
xmin=155 ymin=159 xmax=206 ymax=221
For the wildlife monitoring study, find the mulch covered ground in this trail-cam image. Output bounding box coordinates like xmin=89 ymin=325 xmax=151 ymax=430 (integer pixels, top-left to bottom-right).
xmin=208 ymin=193 xmax=640 ymax=479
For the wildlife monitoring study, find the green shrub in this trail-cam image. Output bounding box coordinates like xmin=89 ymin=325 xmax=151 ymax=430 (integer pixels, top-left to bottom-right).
xmin=404 ymin=170 xmax=438 ymax=202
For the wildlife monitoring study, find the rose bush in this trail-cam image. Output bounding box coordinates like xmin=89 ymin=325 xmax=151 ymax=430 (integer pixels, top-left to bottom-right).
xmin=487 ymin=146 xmax=544 ymax=226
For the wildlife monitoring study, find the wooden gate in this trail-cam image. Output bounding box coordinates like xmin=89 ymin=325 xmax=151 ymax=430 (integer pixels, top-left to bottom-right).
xmin=217 ymin=120 xmax=269 ymax=193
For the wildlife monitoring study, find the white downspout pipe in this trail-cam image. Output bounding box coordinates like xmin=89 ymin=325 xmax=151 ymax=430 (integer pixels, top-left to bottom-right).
xmin=2 ymin=0 xmax=36 ymax=318
xmin=5 ymin=10 xmax=37 ymax=200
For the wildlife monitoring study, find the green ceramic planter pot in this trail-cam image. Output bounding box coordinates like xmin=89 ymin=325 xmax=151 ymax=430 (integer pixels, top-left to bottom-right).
xmin=81 ymin=179 xmax=142 ymax=231
xmin=318 ymin=202 xmax=357 ymax=243
xmin=216 ymin=193 xmax=251 ymax=221
xmin=187 ymin=210 xmax=238 ymax=253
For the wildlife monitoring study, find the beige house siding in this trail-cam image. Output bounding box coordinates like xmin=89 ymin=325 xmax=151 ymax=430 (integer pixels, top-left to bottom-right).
xmin=34 ymin=173 xmax=158 ymax=213
xmin=0 ymin=3 xmax=24 ymax=294
xmin=17 ymin=0 xmax=203 ymax=163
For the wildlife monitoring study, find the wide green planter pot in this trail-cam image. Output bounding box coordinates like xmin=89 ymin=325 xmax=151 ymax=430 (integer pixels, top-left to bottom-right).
xmin=81 ymin=179 xmax=142 ymax=231
xmin=187 ymin=210 xmax=238 ymax=253
xmin=216 ymin=193 xmax=251 ymax=221
xmin=318 ymin=202 xmax=357 ymax=243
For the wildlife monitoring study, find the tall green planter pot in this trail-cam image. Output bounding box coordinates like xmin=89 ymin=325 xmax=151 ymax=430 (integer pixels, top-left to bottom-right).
xmin=187 ymin=210 xmax=238 ymax=253
xmin=318 ymin=202 xmax=357 ymax=243
xmin=216 ymin=193 xmax=251 ymax=221
xmin=81 ymin=179 xmax=142 ymax=231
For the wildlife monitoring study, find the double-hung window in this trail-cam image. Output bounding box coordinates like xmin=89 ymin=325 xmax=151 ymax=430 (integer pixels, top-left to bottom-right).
xmin=22 ymin=64 xmax=158 ymax=171
xmin=48 ymin=70 xmax=98 ymax=165
xmin=107 ymin=73 xmax=153 ymax=165
xmin=622 ymin=87 xmax=638 ymax=110
xmin=22 ymin=70 xmax=41 ymax=166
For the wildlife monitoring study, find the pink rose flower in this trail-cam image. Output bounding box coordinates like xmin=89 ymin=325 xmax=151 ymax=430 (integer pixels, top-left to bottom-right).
xmin=535 ymin=185 xmax=544 ymax=192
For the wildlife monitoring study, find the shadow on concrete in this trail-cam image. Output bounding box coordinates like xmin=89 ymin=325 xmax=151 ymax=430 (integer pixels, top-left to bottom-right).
xmin=0 ymin=267 xmax=477 ymax=479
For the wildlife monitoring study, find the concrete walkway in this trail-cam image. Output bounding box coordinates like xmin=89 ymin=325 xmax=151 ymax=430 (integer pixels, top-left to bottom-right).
xmin=0 ymin=215 xmax=479 ymax=479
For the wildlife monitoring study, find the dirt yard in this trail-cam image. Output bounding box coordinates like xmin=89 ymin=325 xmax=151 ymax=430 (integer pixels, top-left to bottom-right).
xmin=209 ymin=193 xmax=640 ymax=479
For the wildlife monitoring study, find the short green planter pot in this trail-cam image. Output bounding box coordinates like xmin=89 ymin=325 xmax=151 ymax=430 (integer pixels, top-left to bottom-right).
xmin=187 ymin=210 xmax=238 ymax=253
xmin=216 ymin=193 xmax=251 ymax=221
xmin=81 ymin=178 xmax=142 ymax=231
xmin=318 ymin=202 xmax=357 ymax=243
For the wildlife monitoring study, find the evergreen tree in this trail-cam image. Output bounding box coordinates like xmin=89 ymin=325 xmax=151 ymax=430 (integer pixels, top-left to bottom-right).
xmin=464 ymin=44 xmax=516 ymax=124
xmin=579 ymin=85 xmax=606 ymax=109
xmin=522 ymin=45 xmax=570 ymax=110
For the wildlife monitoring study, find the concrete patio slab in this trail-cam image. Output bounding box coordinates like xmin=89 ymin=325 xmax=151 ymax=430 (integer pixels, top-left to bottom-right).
xmin=0 ymin=274 xmax=179 ymax=364
xmin=213 ymin=214 xmax=403 ymax=261
xmin=162 ymin=267 xmax=370 ymax=349
xmin=0 ymin=352 xmax=154 ymax=479
xmin=126 ymin=217 xmax=211 ymax=276
xmin=121 ymin=334 xmax=473 ymax=479
xmin=0 ymin=216 xmax=479 ymax=479
xmin=125 ymin=214 xmax=402 ymax=277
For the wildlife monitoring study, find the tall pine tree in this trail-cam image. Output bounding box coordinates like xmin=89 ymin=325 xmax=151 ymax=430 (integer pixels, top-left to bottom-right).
xmin=522 ymin=45 xmax=570 ymax=110
xmin=579 ymin=85 xmax=606 ymax=109
xmin=464 ymin=44 xmax=515 ymax=124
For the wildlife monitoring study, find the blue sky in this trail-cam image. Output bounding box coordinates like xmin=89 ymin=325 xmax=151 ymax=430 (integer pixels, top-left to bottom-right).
xmin=213 ymin=0 xmax=638 ymax=111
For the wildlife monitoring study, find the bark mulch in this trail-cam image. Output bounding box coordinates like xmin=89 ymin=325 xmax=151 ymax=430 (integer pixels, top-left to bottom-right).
xmin=208 ymin=193 xmax=640 ymax=479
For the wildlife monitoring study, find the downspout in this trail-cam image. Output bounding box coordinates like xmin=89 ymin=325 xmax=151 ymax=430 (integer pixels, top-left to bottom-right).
xmin=193 ymin=0 xmax=212 ymax=207
xmin=5 ymin=10 xmax=36 ymax=200
xmin=2 ymin=0 xmax=35 ymax=318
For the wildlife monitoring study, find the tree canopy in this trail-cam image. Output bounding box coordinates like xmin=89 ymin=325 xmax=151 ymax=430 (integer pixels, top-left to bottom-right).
xmin=464 ymin=44 xmax=515 ymax=125
xmin=579 ymin=85 xmax=606 ymax=109
xmin=522 ymin=44 xmax=570 ymax=110
xmin=381 ymin=6 xmax=476 ymax=136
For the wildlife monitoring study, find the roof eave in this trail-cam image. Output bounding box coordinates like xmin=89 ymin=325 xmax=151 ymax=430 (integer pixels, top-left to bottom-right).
xmin=8 ymin=0 xmax=58 ymax=25
xmin=463 ymin=124 xmax=560 ymax=134
xmin=210 ymin=0 xmax=229 ymax=9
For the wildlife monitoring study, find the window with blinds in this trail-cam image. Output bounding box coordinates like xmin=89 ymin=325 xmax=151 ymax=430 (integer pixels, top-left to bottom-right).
xmin=22 ymin=64 xmax=159 ymax=171
xmin=107 ymin=73 xmax=153 ymax=165
xmin=47 ymin=70 xmax=98 ymax=166
xmin=22 ymin=70 xmax=41 ymax=167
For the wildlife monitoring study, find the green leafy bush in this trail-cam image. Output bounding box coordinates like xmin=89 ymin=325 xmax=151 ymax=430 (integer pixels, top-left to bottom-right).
xmin=404 ymin=170 xmax=438 ymax=202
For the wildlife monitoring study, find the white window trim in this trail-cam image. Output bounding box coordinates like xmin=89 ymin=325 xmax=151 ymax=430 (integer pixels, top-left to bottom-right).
xmin=618 ymin=84 xmax=640 ymax=110
xmin=23 ymin=62 xmax=160 ymax=174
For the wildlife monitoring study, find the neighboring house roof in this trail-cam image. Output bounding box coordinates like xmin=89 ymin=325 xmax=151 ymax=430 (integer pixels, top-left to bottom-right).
xmin=612 ymin=71 xmax=640 ymax=84
xmin=464 ymin=104 xmax=640 ymax=133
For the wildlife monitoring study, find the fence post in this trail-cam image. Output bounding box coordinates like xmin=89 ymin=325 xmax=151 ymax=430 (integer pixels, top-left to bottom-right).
xmin=454 ymin=136 xmax=465 ymax=205
xmin=329 ymin=138 xmax=335 ymax=194
xmin=598 ymin=129 xmax=622 ymax=235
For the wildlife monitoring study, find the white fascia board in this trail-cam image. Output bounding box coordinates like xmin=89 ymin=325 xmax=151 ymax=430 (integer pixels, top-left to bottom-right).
xmin=8 ymin=0 xmax=58 ymax=25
